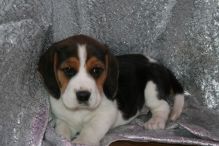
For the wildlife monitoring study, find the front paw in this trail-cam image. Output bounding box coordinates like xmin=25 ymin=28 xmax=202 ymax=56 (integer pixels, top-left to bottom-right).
xmin=55 ymin=125 xmax=71 ymax=140
xmin=72 ymin=137 xmax=100 ymax=146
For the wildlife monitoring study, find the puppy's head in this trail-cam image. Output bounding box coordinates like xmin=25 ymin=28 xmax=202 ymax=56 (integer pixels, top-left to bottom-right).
xmin=38 ymin=35 xmax=118 ymax=110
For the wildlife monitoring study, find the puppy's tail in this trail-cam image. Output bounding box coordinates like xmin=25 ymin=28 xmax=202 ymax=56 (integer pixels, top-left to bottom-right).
xmin=168 ymin=70 xmax=184 ymax=121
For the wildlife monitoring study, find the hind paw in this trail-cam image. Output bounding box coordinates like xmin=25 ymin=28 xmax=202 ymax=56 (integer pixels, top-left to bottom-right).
xmin=144 ymin=116 xmax=166 ymax=130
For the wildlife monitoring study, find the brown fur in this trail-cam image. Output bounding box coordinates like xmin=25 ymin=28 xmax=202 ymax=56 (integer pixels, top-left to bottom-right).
xmin=56 ymin=57 xmax=80 ymax=93
xmin=86 ymin=56 xmax=107 ymax=93
xmin=60 ymin=57 xmax=80 ymax=71
xmin=57 ymin=70 xmax=69 ymax=93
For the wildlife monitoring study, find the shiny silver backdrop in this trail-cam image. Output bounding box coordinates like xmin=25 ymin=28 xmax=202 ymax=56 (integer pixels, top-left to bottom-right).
xmin=0 ymin=0 xmax=219 ymax=146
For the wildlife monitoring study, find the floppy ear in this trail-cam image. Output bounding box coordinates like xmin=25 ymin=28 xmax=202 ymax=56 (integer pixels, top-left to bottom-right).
xmin=103 ymin=50 xmax=119 ymax=100
xmin=38 ymin=45 xmax=60 ymax=99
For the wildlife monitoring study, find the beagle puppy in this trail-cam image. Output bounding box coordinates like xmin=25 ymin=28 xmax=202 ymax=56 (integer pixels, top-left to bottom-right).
xmin=38 ymin=35 xmax=184 ymax=146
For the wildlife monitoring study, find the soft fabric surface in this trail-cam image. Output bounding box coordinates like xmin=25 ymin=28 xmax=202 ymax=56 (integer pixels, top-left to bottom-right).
xmin=0 ymin=0 xmax=219 ymax=146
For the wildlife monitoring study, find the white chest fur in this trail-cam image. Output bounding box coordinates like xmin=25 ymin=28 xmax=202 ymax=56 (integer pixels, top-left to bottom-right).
xmin=50 ymin=96 xmax=127 ymax=136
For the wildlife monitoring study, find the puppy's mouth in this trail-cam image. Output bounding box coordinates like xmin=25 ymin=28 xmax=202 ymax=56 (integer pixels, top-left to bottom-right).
xmin=62 ymin=99 xmax=101 ymax=111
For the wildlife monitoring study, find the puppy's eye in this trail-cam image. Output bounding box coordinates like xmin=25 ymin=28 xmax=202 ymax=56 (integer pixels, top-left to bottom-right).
xmin=62 ymin=67 xmax=77 ymax=78
xmin=89 ymin=67 xmax=103 ymax=78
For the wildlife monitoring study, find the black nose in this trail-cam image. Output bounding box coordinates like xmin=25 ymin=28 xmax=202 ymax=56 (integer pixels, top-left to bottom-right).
xmin=76 ymin=90 xmax=91 ymax=103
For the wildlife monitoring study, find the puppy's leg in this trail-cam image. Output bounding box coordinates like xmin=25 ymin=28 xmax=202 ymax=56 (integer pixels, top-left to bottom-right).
xmin=55 ymin=119 xmax=73 ymax=140
xmin=72 ymin=110 xmax=116 ymax=146
xmin=144 ymin=81 xmax=170 ymax=129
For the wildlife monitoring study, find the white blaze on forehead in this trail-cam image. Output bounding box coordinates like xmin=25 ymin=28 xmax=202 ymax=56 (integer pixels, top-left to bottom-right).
xmin=76 ymin=44 xmax=91 ymax=91
xmin=78 ymin=44 xmax=87 ymax=68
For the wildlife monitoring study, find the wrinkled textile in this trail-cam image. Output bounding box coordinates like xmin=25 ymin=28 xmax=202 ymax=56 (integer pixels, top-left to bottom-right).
xmin=0 ymin=0 xmax=219 ymax=146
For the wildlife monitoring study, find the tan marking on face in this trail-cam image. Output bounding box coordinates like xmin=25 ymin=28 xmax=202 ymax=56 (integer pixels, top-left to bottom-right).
xmin=96 ymin=69 xmax=107 ymax=94
xmin=86 ymin=57 xmax=107 ymax=93
xmin=56 ymin=57 xmax=80 ymax=93
xmin=60 ymin=57 xmax=80 ymax=71
xmin=57 ymin=70 xmax=69 ymax=93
